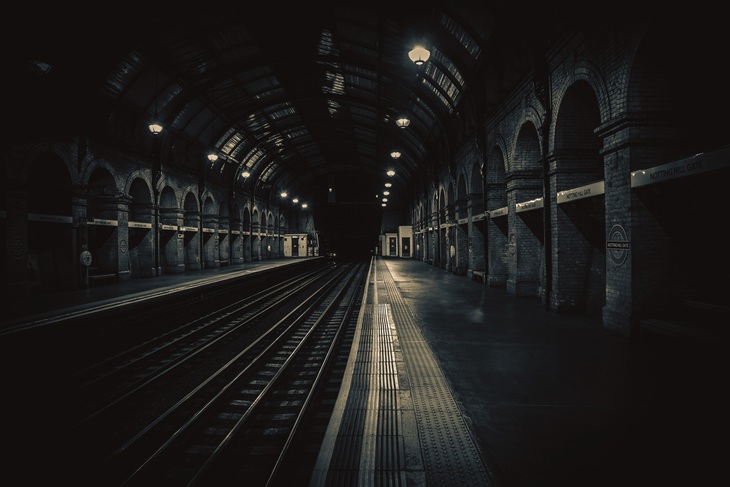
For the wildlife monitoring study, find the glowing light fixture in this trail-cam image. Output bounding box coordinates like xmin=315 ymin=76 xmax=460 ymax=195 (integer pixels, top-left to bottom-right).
xmin=386 ymin=169 xmax=396 ymax=177
xmin=408 ymin=45 xmax=430 ymax=65
xmin=381 ymin=203 xmax=387 ymax=207
xmin=148 ymin=69 xmax=164 ymax=135
xmin=280 ymin=191 xmax=288 ymax=198
xmin=390 ymin=150 xmax=401 ymax=159
xmin=148 ymin=120 xmax=164 ymax=135
xmin=383 ymin=191 xmax=390 ymax=196
xmin=207 ymin=122 xmax=218 ymax=161
xmin=382 ymin=198 xmax=388 ymax=202
xmin=242 ymin=170 xmax=251 ymax=178
xmin=384 ymin=182 xmax=392 ymax=188
xmin=301 ymin=203 xmax=308 ymax=208
xmin=395 ymin=117 xmax=410 ymax=129
xmin=292 ymin=197 xmax=299 ymax=203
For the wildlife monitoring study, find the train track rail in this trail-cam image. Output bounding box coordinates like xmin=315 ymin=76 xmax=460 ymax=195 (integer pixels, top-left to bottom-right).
xmin=7 ymin=258 xmax=369 ymax=485
xmin=63 ymin=266 xmax=332 ymax=429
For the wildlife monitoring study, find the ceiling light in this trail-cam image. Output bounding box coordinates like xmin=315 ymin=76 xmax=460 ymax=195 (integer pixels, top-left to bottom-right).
xmin=148 ymin=69 xmax=163 ymax=135
xmin=383 ymin=191 xmax=390 ymax=196
xmin=408 ymin=45 xmax=430 ymax=65
xmin=384 ymin=182 xmax=392 ymax=188
xmin=382 ymin=198 xmax=388 ymax=202
xmin=301 ymin=203 xmax=308 ymax=208
xmin=292 ymin=198 xmax=299 ymax=203
xmin=381 ymin=203 xmax=387 ymax=207
xmin=395 ymin=117 xmax=410 ymax=128
xmin=386 ymin=169 xmax=396 ymax=177
xmin=390 ymin=150 xmax=401 ymax=159
xmin=148 ymin=120 xmax=163 ymax=135
xmin=280 ymin=191 xmax=288 ymax=198
xmin=206 ymin=121 xmax=218 ymax=162
xmin=242 ymin=170 xmax=251 ymax=178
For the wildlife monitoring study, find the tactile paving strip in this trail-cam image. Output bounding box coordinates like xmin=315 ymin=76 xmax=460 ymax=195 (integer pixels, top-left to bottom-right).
xmin=310 ymin=261 xmax=493 ymax=487
xmin=380 ymin=261 xmax=494 ymax=487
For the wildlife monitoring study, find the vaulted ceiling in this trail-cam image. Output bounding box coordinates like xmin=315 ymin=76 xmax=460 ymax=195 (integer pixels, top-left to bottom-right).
xmin=9 ymin=1 xmax=572 ymax=237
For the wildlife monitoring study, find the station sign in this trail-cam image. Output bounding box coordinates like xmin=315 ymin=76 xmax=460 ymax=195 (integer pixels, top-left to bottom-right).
xmin=28 ymin=213 xmax=73 ymax=224
xmin=631 ymin=148 xmax=728 ymax=188
xmin=87 ymin=218 xmax=118 ymax=226
xmin=516 ymin=197 xmax=544 ymax=213
xmin=557 ymin=181 xmax=605 ymax=204
xmin=606 ymin=224 xmax=629 ymax=266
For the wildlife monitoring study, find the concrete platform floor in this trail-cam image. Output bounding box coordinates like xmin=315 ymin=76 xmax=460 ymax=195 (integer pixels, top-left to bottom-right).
xmin=380 ymin=257 xmax=725 ymax=487
xmin=3 ymin=256 xmax=724 ymax=486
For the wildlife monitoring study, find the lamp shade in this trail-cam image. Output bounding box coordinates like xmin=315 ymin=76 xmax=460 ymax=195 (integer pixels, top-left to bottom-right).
xmin=408 ymin=45 xmax=430 ymax=65
xmin=148 ymin=120 xmax=164 ymax=134
xmin=395 ymin=117 xmax=410 ymax=128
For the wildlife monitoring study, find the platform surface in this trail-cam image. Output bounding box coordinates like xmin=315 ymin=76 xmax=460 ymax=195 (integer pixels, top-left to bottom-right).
xmin=4 ymin=256 xmax=724 ymax=486
xmin=313 ymin=257 xmax=724 ymax=487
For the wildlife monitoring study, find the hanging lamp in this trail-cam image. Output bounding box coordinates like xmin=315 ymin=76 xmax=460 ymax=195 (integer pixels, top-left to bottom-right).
xmin=408 ymin=45 xmax=430 ymax=65
xmin=207 ymin=121 xmax=218 ymax=162
xmin=148 ymin=68 xmax=164 ymax=134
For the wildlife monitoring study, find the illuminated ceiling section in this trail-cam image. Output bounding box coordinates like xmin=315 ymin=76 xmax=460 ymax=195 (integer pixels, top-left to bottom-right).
xmin=84 ymin=4 xmax=527 ymax=210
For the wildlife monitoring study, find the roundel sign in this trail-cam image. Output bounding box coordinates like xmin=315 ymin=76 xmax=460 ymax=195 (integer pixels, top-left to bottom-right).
xmin=606 ymin=224 xmax=629 ymax=266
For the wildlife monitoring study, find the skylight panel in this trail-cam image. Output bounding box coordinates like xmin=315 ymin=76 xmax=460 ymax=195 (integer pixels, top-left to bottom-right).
xmin=441 ymin=13 xmax=482 ymax=60
xmin=243 ymin=147 xmax=266 ymax=169
xmin=424 ymin=64 xmax=461 ymax=107
xmin=317 ymin=29 xmax=339 ymax=56
xmin=324 ymin=71 xmax=346 ymax=95
xmin=267 ymin=103 xmax=297 ymax=121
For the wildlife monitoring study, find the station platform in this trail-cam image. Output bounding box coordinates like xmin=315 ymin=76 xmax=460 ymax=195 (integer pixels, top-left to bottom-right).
xmin=1 ymin=258 xmax=308 ymax=328
xmin=3 ymin=256 xmax=724 ymax=486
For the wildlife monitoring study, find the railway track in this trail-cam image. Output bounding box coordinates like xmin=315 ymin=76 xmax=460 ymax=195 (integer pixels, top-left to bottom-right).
xmin=4 ymin=258 xmax=369 ymax=486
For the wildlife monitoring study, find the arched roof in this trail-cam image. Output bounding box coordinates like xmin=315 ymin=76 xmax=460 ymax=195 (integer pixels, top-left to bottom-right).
xmin=9 ymin=1 xmax=579 ymax=227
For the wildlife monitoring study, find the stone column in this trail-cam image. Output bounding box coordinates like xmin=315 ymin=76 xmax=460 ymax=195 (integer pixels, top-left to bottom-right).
xmin=129 ymin=203 xmax=156 ymax=278
xmin=506 ymin=170 xmax=543 ymax=297
xmin=466 ymin=193 xmax=486 ymax=279
xmin=160 ymin=207 xmax=185 ymax=274
xmin=184 ymin=211 xmax=202 ymax=271
xmin=202 ymin=213 xmax=219 ymax=269
xmin=92 ymin=194 xmax=124 ymax=278
xmin=486 ymin=182 xmax=508 ymax=288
